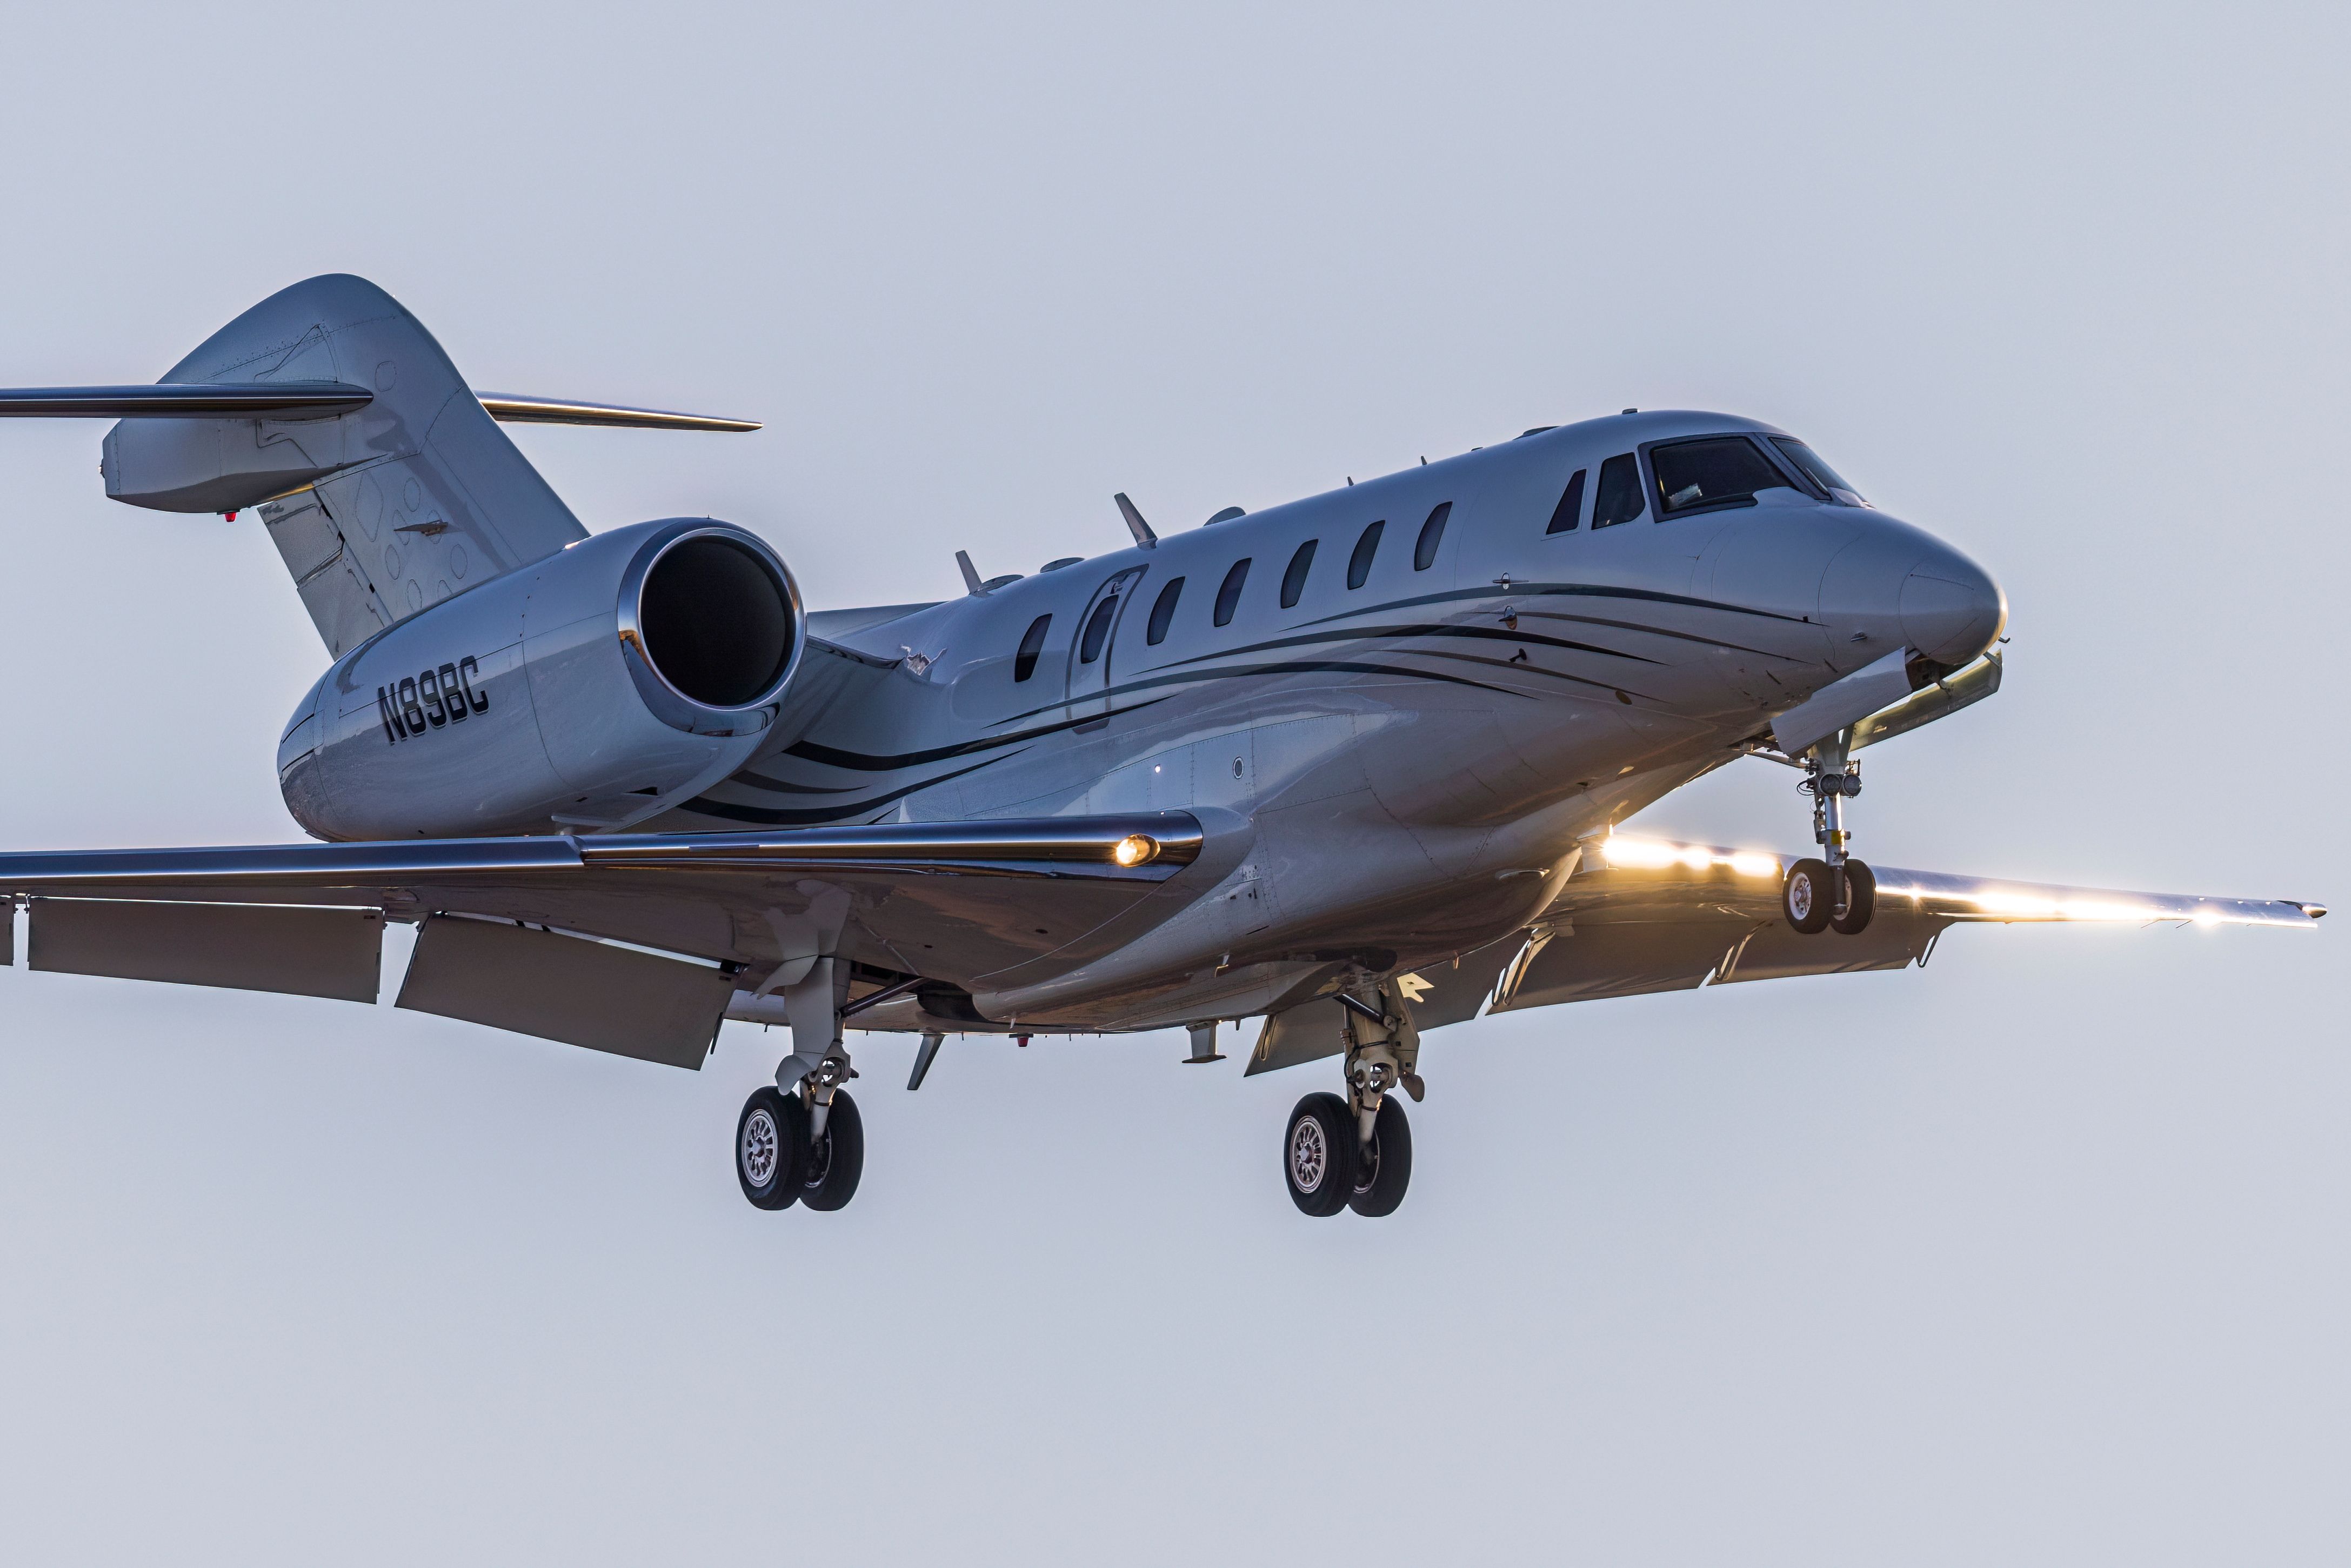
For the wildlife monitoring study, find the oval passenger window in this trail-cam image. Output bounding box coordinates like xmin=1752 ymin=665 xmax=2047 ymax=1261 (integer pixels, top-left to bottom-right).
xmin=1280 ymin=541 xmax=1318 ymax=609
xmin=1415 ymin=502 xmax=1451 ymax=569
xmin=1078 ymin=595 xmax=1118 ymax=663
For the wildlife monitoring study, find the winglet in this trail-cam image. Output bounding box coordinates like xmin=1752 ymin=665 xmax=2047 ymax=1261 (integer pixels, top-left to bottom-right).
xmin=1115 ymin=493 xmax=1158 ymax=549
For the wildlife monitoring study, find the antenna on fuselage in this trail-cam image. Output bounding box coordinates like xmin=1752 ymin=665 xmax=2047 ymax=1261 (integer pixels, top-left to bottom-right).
xmin=956 ymin=550 xmax=987 ymax=595
xmin=1114 ymin=493 xmax=1158 ymax=550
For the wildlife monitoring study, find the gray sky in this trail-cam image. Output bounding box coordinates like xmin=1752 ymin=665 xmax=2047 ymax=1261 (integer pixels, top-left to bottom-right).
xmin=1 ymin=3 xmax=2343 ymax=1562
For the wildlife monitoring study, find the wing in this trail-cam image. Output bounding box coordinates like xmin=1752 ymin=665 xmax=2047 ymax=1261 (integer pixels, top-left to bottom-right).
xmin=1461 ymin=832 xmax=2323 ymax=1019
xmin=0 ymin=815 xmax=1207 ymax=1068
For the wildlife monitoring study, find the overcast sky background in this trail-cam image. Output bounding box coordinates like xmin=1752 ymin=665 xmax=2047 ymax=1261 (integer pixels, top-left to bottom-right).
xmin=0 ymin=3 xmax=2343 ymax=1563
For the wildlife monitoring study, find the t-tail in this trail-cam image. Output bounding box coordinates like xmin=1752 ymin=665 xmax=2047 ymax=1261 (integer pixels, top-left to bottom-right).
xmin=0 ymin=273 xmax=757 ymax=656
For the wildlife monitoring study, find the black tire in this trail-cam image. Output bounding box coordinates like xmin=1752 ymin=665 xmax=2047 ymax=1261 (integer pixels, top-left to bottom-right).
xmin=797 ymin=1088 xmax=865 ymax=1211
xmin=1830 ymin=859 xmax=1876 ymax=935
xmin=1784 ymin=858 xmax=1832 ymax=934
xmin=736 ymin=1086 xmax=802 ymax=1210
xmin=1346 ymin=1096 xmax=1413 ymax=1217
xmin=1284 ymin=1092 xmax=1356 ymax=1217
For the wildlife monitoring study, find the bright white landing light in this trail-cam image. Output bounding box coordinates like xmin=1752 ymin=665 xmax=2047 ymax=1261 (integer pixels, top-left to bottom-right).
xmin=1600 ymin=836 xmax=1781 ymax=878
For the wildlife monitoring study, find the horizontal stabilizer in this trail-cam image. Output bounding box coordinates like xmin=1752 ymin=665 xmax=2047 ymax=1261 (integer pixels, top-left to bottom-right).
xmin=473 ymin=392 xmax=759 ymax=432
xmin=0 ymin=382 xmax=372 ymax=417
xmin=0 ymin=383 xmax=754 ymax=431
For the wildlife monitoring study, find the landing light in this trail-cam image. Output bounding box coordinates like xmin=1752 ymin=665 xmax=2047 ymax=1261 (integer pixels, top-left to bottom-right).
xmin=1599 ymin=836 xmax=1781 ymax=878
xmin=1112 ymin=834 xmax=1158 ymax=867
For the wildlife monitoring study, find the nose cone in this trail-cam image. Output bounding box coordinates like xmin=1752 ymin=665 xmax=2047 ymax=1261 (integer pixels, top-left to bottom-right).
xmin=1900 ymin=548 xmax=2006 ymax=666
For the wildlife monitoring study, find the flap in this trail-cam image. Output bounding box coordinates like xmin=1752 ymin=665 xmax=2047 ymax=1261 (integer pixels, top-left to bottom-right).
xmin=27 ymin=898 xmax=381 ymax=1002
xmin=1713 ymin=912 xmax=1945 ymax=983
xmin=1489 ymin=918 xmax=1751 ymax=1011
xmin=396 ymin=916 xmax=734 ymax=1068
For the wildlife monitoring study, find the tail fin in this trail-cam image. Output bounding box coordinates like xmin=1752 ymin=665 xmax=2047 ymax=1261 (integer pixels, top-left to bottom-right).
xmin=98 ymin=275 xmax=586 ymax=656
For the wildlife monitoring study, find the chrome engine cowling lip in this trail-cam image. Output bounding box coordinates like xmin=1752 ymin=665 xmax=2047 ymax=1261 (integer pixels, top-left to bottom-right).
xmin=613 ymin=518 xmax=805 ymax=736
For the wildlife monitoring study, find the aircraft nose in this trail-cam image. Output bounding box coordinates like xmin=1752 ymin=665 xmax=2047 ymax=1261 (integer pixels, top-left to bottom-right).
xmin=1899 ymin=546 xmax=2006 ymax=666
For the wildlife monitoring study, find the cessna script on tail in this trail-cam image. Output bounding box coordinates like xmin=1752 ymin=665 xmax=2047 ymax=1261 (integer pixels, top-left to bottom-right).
xmin=0 ymin=275 xmax=2322 ymax=1218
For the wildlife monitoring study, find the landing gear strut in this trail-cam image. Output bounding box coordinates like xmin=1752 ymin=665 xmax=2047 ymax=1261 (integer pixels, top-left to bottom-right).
xmin=1281 ymin=982 xmax=1420 ymax=1217
xmin=1785 ymin=727 xmax=1875 ymax=936
xmin=734 ymin=955 xmax=866 ymax=1211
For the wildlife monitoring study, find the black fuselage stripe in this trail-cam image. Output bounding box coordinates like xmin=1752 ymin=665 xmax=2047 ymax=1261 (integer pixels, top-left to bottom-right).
xmin=685 ymin=755 xmax=1012 ymax=825
xmin=783 ymin=697 xmax=1174 ymax=772
xmin=990 ymin=657 xmax=1532 ymax=725
xmin=1405 ymin=647 xmax=1664 ymax=702
xmin=1297 ymin=581 xmax=1805 ymax=627
xmin=1513 ymin=609 xmax=1807 ymax=660
xmin=1138 ymin=621 xmax=1663 ymax=675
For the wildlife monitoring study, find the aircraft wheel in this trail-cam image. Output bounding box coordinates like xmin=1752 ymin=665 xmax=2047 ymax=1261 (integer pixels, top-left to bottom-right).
xmin=736 ymin=1086 xmax=803 ymax=1210
xmin=1284 ymin=1092 xmax=1356 ymax=1217
xmin=797 ymin=1088 xmax=865 ymax=1211
xmin=1346 ymin=1096 xmax=1413 ymax=1218
xmin=1784 ymin=858 xmax=1833 ymax=935
xmin=1830 ymin=859 xmax=1877 ymax=935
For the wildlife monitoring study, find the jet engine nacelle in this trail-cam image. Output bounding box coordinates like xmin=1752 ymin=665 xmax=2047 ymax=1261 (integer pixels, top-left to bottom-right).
xmin=278 ymin=518 xmax=803 ymax=840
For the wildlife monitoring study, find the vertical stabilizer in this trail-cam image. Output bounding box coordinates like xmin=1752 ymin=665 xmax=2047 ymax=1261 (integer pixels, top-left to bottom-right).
xmin=101 ymin=275 xmax=589 ymax=656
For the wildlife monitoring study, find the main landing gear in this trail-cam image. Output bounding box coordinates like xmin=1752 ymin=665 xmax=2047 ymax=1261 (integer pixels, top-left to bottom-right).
xmin=1784 ymin=726 xmax=1875 ymax=936
xmin=1283 ymin=983 xmax=1421 ymax=1218
xmin=736 ymin=956 xmax=866 ymax=1212
xmin=736 ymin=1081 xmax=864 ymax=1211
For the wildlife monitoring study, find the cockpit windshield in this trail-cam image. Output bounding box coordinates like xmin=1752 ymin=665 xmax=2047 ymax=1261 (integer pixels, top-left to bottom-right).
xmin=1649 ymin=436 xmax=1796 ymax=516
xmin=1770 ymin=437 xmax=1864 ymax=502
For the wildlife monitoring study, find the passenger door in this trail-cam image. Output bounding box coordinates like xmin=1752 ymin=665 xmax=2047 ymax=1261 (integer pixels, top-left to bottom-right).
xmin=1066 ymin=566 xmax=1147 ymax=719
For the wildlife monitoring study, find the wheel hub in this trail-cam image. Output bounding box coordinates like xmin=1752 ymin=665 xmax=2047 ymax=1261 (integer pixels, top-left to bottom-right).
xmin=741 ymin=1108 xmax=779 ymax=1186
xmin=1290 ymin=1117 xmax=1328 ymax=1193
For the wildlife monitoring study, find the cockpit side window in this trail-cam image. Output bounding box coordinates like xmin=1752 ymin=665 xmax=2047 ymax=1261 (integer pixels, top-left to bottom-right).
xmin=1771 ymin=437 xmax=1864 ymax=502
xmin=1280 ymin=539 xmax=1318 ymax=609
xmin=1546 ymin=470 xmax=1586 ymax=534
xmin=1648 ymin=437 xmax=1793 ymax=517
xmin=1592 ymin=454 xmax=1645 ymax=528
xmin=1013 ymin=614 xmax=1051 ymax=682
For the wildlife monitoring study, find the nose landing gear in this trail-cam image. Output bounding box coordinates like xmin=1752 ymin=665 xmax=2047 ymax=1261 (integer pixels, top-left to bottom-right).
xmin=1786 ymin=728 xmax=1875 ymax=936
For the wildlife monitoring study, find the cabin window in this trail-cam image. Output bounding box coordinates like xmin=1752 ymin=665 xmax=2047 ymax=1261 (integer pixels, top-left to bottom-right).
xmin=1146 ymin=576 xmax=1185 ymax=645
xmin=1771 ymin=437 xmax=1864 ymax=502
xmin=1013 ymin=614 xmax=1051 ymax=682
xmin=1592 ymin=454 xmax=1645 ymax=528
xmin=1280 ymin=539 xmax=1318 ymax=609
xmin=1078 ymin=595 xmax=1118 ymax=663
xmin=1649 ymin=437 xmax=1790 ymax=516
xmin=1346 ymin=520 xmax=1384 ymax=589
xmin=1414 ymin=502 xmax=1451 ymax=570
xmin=1546 ymin=470 xmax=1586 ymax=534
xmin=1214 ymin=559 xmax=1251 ymax=626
